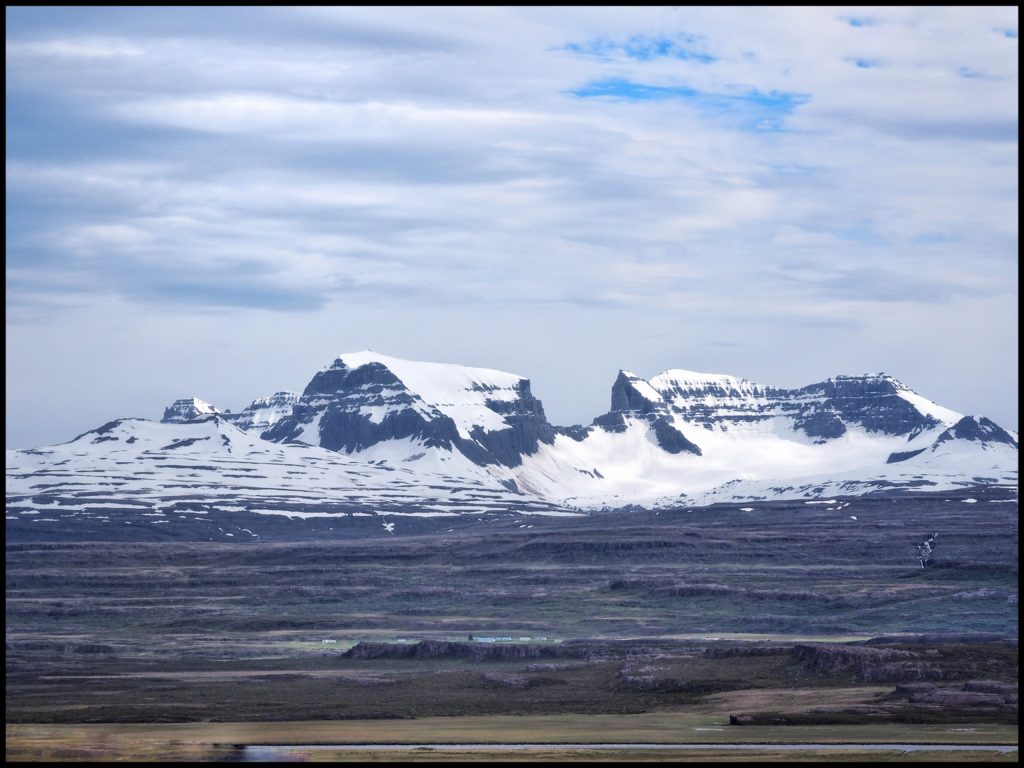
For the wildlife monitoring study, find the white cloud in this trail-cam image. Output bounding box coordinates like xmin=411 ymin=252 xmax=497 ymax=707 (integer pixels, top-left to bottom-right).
xmin=5 ymin=6 xmax=1018 ymax=446
xmin=7 ymin=38 xmax=144 ymax=58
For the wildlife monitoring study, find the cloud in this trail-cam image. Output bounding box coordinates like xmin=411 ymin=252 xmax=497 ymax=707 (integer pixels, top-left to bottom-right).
xmin=4 ymin=6 xmax=1019 ymax=446
xmin=563 ymin=33 xmax=715 ymax=63
xmin=786 ymin=266 xmax=1006 ymax=305
xmin=109 ymin=93 xmax=557 ymax=142
xmin=6 ymin=38 xmax=144 ymax=58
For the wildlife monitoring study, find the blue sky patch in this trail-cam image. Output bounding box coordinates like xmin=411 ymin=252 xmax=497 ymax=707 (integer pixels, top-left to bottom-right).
xmin=570 ymin=79 xmax=808 ymax=132
xmin=563 ymin=34 xmax=714 ymax=63
xmin=958 ymin=66 xmax=997 ymax=80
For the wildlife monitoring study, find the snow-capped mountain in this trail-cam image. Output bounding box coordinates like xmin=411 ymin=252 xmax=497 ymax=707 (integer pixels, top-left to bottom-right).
xmin=5 ymin=414 xmax=568 ymax=536
xmin=259 ymin=351 xmax=555 ymax=470
xmin=6 ymin=352 xmax=1017 ymax=535
xmin=505 ymin=368 xmax=1014 ymax=506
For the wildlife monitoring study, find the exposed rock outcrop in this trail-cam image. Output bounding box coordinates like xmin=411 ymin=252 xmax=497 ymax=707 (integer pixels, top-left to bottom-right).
xmin=161 ymin=397 xmax=220 ymax=423
xmin=343 ymin=640 xmax=586 ymax=661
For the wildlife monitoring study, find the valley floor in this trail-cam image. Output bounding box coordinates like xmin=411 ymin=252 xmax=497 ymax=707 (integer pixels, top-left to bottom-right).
xmin=6 ymin=491 xmax=1018 ymax=761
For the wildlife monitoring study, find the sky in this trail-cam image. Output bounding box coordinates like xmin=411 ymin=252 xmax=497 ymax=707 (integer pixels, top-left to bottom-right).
xmin=5 ymin=6 xmax=1019 ymax=448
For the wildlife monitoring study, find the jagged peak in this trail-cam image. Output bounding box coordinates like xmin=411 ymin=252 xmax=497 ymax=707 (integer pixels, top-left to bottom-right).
xmin=935 ymin=414 xmax=1018 ymax=447
xmin=609 ymin=370 xmax=665 ymax=413
xmin=161 ymin=397 xmax=220 ymax=423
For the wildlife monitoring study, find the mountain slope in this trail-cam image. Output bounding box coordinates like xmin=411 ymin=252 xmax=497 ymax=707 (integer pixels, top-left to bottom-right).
xmin=5 ymin=415 xmax=568 ymax=538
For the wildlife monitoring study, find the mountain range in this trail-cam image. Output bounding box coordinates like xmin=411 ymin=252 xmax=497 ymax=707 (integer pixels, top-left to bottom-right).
xmin=6 ymin=351 xmax=1017 ymax=538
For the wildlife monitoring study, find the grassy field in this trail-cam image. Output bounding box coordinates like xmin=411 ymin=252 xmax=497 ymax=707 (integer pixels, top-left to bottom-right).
xmin=6 ymin=714 xmax=1019 ymax=763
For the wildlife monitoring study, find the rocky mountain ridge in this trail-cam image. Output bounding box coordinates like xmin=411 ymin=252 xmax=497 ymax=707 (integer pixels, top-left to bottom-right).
xmin=7 ymin=351 xmax=1017 ymax=531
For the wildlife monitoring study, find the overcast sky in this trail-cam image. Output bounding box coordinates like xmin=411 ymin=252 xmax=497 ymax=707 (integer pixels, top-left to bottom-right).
xmin=6 ymin=6 xmax=1019 ymax=448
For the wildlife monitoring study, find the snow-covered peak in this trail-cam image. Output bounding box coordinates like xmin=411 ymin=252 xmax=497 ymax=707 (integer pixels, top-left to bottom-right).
xmin=889 ymin=379 xmax=962 ymax=427
xmin=810 ymin=374 xmax=962 ymax=427
xmin=161 ymin=397 xmax=220 ymax=423
xmin=334 ymin=350 xmax=526 ymax=404
xmin=226 ymin=391 xmax=300 ymax=433
xmin=272 ymin=351 xmax=551 ymax=455
xmin=6 ymin=353 xmax=1017 ymax=523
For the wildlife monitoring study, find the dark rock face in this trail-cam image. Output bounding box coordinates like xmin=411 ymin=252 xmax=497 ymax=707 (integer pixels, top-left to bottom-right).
xmin=319 ymin=405 xmax=459 ymax=453
xmin=304 ymin=360 xmax=401 ymax=397
xmin=469 ymin=379 xmax=557 ymax=467
xmin=554 ymin=424 xmax=592 ymax=442
xmin=886 ymin=417 xmax=1017 ymax=465
xmin=265 ymin=361 xmax=465 ymax=453
xmin=609 ymin=371 xmax=661 ymax=414
xmin=593 ymin=371 xmax=949 ymax=446
xmin=796 ymin=376 xmax=941 ymax=436
xmin=592 ymin=411 xmax=628 ymax=433
xmin=934 ymin=416 xmax=1018 ymax=448
xmin=887 ymin=448 xmax=928 ymax=464
xmin=792 ymin=407 xmax=848 ymax=440
xmin=592 ymin=371 xmax=703 ymax=455
xmin=651 ymin=417 xmax=702 ymax=455
xmin=789 ymin=644 xmax=946 ymax=682
xmin=263 ymin=359 xmax=555 ymax=468
xmin=161 ymin=398 xmax=219 ymax=423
